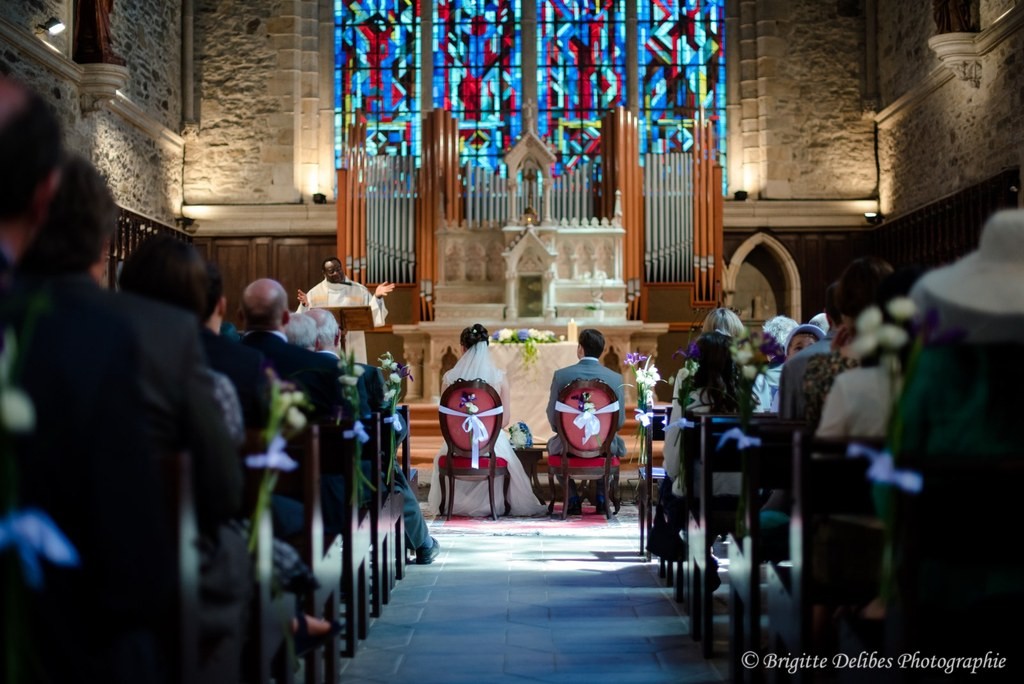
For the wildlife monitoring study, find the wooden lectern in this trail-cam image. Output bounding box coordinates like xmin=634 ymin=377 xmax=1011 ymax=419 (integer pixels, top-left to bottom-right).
xmin=323 ymin=306 xmax=375 ymax=333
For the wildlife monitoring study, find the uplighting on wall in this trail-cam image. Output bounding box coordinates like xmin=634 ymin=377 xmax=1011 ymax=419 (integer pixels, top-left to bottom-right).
xmin=37 ymin=17 xmax=65 ymax=35
xmin=864 ymin=212 xmax=884 ymax=225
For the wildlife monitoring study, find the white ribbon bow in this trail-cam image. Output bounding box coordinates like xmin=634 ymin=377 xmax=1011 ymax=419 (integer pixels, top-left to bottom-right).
xmin=245 ymin=433 xmax=299 ymax=471
xmin=846 ymin=443 xmax=923 ymax=493
xmin=344 ymin=420 xmax=371 ymax=444
xmin=0 ymin=508 xmax=80 ymax=589
xmin=673 ymin=418 xmax=696 ymax=431
xmin=438 ymin=405 xmax=504 ymax=468
xmin=716 ymin=427 xmax=762 ymax=451
xmin=634 ymin=408 xmax=653 ymax=428
xmin=383 ymin=413 xmax=404 ymax=434
xmin=554 ymin=400 xmax=621 ymax=444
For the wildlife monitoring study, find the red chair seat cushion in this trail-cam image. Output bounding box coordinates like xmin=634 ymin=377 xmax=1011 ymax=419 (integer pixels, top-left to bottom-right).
xmin=548 ymin=454 xmax=620 ymax=468
xmin=438 ymin=455 xmax=508 ymax=469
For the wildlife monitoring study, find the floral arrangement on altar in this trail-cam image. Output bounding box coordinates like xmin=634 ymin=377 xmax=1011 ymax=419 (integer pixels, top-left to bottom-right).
xmin=728 ymin=329 xmax=783 ymax=536
xmin=491 ymin=327 xmax=558 ymax=368
xmin=378 ymin=351 xmax=413 ymax=484
xmin=625 ymin=352 xmax=662 ymax=465
xmin=509 ymin=421 xmax=533 ymax=448
xmin=243 ymin=370 xmax=312 ymax=552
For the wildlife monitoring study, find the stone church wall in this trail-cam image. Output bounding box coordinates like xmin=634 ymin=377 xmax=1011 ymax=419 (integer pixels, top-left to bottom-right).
xmin=184 ymin=0 xmax=300 ymax=204
xmin=876 ymin=1 xmax=1024 ymax=218
xmin=0 ymin=0 xmax=184 ymax=225
xmin=746 ymin=0 xmax=876 ymax=200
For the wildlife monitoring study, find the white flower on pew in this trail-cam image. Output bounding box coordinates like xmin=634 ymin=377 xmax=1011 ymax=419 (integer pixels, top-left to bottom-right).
xmin=0 ymin=330 xmax=34 ymax=434
xmin=886 ymin=296 xmax=916 ymax=322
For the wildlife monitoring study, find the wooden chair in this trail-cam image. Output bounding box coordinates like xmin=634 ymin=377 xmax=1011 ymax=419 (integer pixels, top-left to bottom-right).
xmin=764 ymin=433 xmax=877 ymax=684
xmin=638 ymin=405 xmax=670 ymax=558
xmin=160 ymin=451 xmax=201 ymax=684
xmin=725 ymin=419 xmax=805 ymax=682
xmin=547 ymin=378 xmax=622 ymax=520
xmin=437 ymin=378 xmax=509 ymax=520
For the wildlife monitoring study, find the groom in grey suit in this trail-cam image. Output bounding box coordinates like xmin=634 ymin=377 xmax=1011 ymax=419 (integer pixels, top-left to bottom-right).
xmin=546 ymin=328 xmax=626 ymax=513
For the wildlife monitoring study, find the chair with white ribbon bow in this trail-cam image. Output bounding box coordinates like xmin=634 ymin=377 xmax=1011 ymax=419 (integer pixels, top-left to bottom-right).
xmin=437 ymin=379 xmax=509 ymax=521
xmin=547 ymin=378 xmax=622 ymax=520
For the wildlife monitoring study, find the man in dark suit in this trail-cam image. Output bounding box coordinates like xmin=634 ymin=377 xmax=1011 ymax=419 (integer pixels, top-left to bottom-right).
xmin=10 ymin=151 xmax=172 ymax=683
xmin=240 ymin=278 xmax=344 ymax=420
xmin=306 ymin=307 xmax=438 ymax=563
xmin=202 ymin=261 xmax=269 ymax=429
xmin=545 ymin=328 xmax=626 ymax=515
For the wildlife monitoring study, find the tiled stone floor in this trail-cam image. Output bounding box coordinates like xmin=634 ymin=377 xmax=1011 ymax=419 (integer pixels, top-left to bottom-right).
xmin=337 ymin=498 xmax=728 ymax=684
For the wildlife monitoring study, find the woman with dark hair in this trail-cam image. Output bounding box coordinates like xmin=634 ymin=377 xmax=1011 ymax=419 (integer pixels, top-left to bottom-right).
xmin=427 ymin=323 xmax=548 ymax=517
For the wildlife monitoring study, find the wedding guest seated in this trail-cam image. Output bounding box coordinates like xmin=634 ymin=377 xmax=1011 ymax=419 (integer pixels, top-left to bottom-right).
xmin=816 ymin=266 xmax=923 ymax=440
xmin=545 ymin=327 xmax=626 ymax=515
xmin=3 ymin=99 xmax=169 ymax=683
xmin=701 ymin=306 xmax=745 ymax=338
xmin=306 ymin=306 xmax=440 ymax=563
xmin=202 ymin=261 xmax=270 ymax=430
xmin=426 ymin=323 xmax=548 ymax=518
xmin=802 ymin=257 xmax=892 ymax=430
xmin=777 ymin=282 xmax=839 ymax=418
xmin=284 ymin=311 xmax=318 ymax=350
xmin=240 ymin=278 xmax=344 ymax=420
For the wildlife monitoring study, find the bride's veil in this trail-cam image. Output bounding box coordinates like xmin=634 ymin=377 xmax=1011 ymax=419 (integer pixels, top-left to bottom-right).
xmin=443 ymin=341 xmax=504 ymax=389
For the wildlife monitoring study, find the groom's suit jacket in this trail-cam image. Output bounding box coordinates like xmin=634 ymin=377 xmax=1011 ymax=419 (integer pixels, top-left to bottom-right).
xmin=546 ymin=357 xmax=627 ymax=456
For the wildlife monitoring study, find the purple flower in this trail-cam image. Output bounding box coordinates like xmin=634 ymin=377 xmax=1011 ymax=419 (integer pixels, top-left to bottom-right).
xmin=396 ymin=362 xmax=414 ymax=382
xmin=517 ymin=329 xmax=529 ymax=341
xmin=459 ymin=391 xmax=476 ymax=408
xmin=758 ymin=333 xmax=784 ymax=360
xmin=625 ymin=351 xmax=648 ymax=367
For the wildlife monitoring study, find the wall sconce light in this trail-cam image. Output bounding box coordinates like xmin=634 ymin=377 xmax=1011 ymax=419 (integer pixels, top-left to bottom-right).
xmin=733 ymin=190 xmax=749 ymax=201
xmin=864 ymin=211 xmax=884 ymax=225
xmin=312 ymin=192 xmax=327 ymax=205
xmin=37 ymin=18 xmax=66 ymax=36
xmin=175 ymin=216 xmax=197 ymax=233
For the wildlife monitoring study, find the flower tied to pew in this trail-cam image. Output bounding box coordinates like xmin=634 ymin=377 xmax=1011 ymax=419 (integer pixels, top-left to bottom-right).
xmin=459 ymin=391 xmax=478 ymax=414
xmin=625 ymin=352 xmax=662 ymax=465
xmin=337 ymin=351 xmax=375 ymax=505
xmin=378 ymin=351 xmax=413 ymax=485
xmin=244 ymin=369 xmax=312 ymax=553
xmin=566 ymin=391 xmax=603 ymax=445
xmin=728 ymin=328 xmax=783 ymax=537
xmin=2 ymin=313 xmax=80 ymax=682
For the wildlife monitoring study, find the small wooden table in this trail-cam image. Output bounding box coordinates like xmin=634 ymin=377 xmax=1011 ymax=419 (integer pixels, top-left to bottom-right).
xmin=513 ymin=446 xmax=546 ymax=505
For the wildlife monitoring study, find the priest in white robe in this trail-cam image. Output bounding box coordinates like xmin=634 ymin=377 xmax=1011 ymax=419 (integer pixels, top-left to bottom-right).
xmin=296 ymin=256 xmax=394 ymax=363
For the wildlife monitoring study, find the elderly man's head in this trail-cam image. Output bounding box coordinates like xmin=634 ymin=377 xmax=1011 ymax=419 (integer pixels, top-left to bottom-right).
xmin=241 ymin=278 xmax=289 ymax=330
xmin=306 ymin=307 xmax=343 ymax=353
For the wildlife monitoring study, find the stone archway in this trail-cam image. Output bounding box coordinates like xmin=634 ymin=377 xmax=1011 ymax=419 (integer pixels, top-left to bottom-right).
xmin=722 ymin=232 xmax=802 ymax=322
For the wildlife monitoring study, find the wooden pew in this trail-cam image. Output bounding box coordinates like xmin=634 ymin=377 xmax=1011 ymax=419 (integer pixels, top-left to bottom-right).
xmin=161 ymin=451 xmax=201 ymax=684
xmin=883 ymin=455 xmax=1024 ymax=670
xmin=318 ymin=421 xmax=373 ymax=660
xmin=280 ymin=424 xmax=344 ymax=683
xmin=238 ymin=432 xmax=295 ymax=684
xmin=764 ymin=433 xmax=877 ymax=684
xmin=638 ymin=405 xmax=670 ymax=559
xmin=726 ymin=419 xmax=805 ymax=682
xmin=367 ymin=412 xmax=406 ymax=617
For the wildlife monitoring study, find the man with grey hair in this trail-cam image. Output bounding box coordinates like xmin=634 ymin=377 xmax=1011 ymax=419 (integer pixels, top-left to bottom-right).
xmin=306 ymin=306 xmax=343 ymax=355
xmin=284 ymin=311 xmax=318 ymax=351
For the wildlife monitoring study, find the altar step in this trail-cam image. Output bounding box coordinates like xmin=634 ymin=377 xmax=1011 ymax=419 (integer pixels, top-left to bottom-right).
xmin=402 ymin=402 xmax=664 ymax=481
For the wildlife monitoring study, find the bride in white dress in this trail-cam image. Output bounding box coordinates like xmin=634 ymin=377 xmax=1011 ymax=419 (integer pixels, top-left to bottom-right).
xmin=427 ymin=324 xmax=548 ymax=518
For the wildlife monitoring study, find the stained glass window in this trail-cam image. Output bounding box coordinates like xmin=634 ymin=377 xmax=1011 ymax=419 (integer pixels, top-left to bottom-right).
xmin=334 ymin=1 xmax=727 ymax=175
xmin=334 ymin=0 xmax=420 ymax=166
xmin=637 ymin=0 xmax=726 ymax=157
xmin=537 ymin=1 xmax=626 ymax=173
